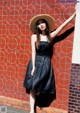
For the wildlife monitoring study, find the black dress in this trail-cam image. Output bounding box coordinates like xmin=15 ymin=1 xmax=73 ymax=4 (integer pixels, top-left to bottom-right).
xmin=23 ymin=41 xmax=56 ymax=107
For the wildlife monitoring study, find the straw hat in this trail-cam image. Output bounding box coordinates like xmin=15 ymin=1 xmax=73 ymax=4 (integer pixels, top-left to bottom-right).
xmin=30 ymin=14 xmax=54 ymax=33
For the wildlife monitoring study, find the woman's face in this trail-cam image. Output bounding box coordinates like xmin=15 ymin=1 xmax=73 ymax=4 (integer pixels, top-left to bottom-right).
xmin=38 ymin=22 xmax=46 ymax=31
xmin=37 ymin=19 xmax=47 ymax=31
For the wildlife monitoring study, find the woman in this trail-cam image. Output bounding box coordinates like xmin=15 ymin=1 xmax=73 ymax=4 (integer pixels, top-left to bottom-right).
xmin=23 ymin=13 xmax=76 ymax=113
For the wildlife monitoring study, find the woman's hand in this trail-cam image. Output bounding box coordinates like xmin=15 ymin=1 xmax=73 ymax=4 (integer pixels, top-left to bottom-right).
xmin=50 ymin=10 xmax=76 ymax=39
xmin=31 ymin=67 xmax=35 ymax=76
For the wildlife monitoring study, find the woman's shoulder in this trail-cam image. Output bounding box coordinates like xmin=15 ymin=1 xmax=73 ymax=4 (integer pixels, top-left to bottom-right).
xmin=31 ymin=34 xmax=37 ymax=42
xmin=32 ymin=34 xmax=36 ymax=37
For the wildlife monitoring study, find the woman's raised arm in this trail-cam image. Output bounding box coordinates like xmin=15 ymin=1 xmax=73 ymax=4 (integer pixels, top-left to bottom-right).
xmin=50 ymin=12 xmax=76 ymax=38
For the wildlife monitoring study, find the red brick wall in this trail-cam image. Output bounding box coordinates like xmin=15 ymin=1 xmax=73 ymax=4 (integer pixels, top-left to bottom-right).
xmin=0 ymin=0 xmax=75 ymax=111
xmin=68 ymin=64 xmax=80 ymax=113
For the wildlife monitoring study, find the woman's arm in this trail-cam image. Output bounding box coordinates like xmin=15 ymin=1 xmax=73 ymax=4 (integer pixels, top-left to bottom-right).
xmin=31 ymin=35 xmax=36 ymax=75
xmin=50 ymin=12 xmax=76 ymax=38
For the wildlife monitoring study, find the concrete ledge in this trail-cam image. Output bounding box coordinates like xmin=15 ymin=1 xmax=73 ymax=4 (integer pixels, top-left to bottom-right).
xmin=0 ymin=96 xmax=68 ymax=113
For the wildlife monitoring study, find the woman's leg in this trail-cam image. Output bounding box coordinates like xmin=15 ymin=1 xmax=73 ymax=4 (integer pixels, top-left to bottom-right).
xmin=30 ymin=90 xmax=36 ymax=113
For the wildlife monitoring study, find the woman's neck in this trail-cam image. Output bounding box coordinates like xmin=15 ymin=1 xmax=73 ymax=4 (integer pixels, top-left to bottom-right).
xmin=41 ymin=31 xmax=46 ymax=36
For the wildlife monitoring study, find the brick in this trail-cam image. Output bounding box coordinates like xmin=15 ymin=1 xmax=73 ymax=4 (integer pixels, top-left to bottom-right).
xmin=72 ymin=94 xmax=77 ymax=97
xmin=74 ymin=110 xmax=79 ymax=113
xmin=69 ymin=96 xmax=74 ymax=99
xmin=75 ymin=103 xmax=80 ymax=106
xmin=78 ymin=95 xmax=80 ymax=97
xmin=68 ymin=102 xmax=74 ymax=105
xmin=68 ymin=63 xmax=80 ymax=112
xmin=68 ymin=108 xmax=74 ymax=111
xmin=70 ymin=84 xmax=75 ymax=87
xmin=69 ymin=90 xmax=75 ymax=93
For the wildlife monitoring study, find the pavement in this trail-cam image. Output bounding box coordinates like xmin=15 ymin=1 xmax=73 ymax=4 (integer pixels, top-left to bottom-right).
xmin=0 ymin=105 xmax=29 ymax=113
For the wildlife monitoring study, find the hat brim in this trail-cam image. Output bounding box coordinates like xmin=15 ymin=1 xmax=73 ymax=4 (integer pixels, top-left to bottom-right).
xmin=30 ymin=14 xmax=54 ymax=33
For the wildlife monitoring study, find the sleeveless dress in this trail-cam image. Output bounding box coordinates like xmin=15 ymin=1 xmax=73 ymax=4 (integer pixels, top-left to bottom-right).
xmin=23 ymin=41 xmax=56 ymax=107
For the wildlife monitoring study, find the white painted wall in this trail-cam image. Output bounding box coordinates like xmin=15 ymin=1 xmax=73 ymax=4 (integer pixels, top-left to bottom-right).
xmin=72 ymin=2 xmax=80 ymax=64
